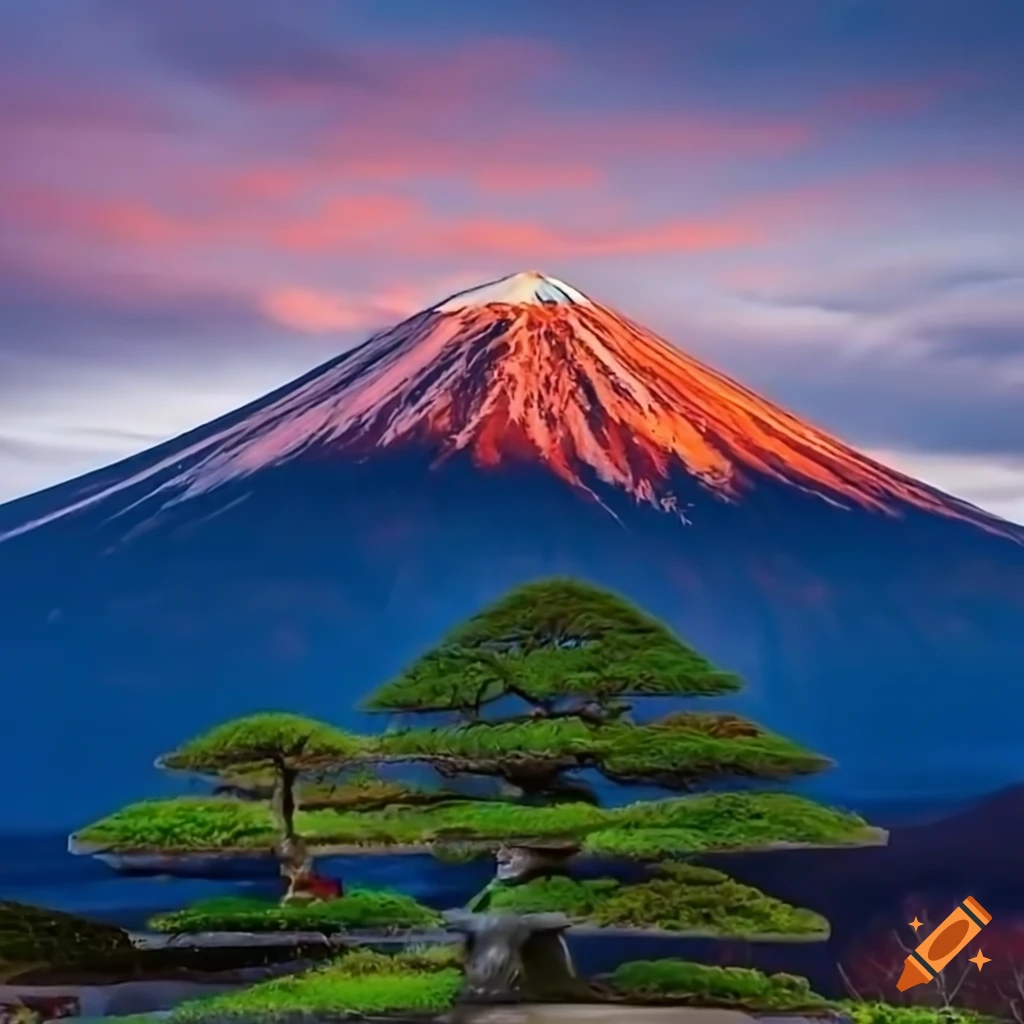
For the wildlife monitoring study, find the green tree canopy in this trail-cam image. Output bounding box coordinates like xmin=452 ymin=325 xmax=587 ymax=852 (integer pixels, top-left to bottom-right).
xmin=159 ymin=712 xmax=367 ymax=840
xmin=359 ymin=580 xmax=835 ymax=803
xmin=372 ymin=713 xmax=830 ymax=794
xmin=363 ymin=578 xmax=742 ymax=716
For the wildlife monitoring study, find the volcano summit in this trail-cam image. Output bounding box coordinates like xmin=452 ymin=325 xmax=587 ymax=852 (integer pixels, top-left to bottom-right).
xmin=1 ymin=271 xmax=1022 ymax=827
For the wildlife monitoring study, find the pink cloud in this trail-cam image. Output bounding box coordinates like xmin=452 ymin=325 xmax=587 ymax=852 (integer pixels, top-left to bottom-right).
xmin=260 ymin=285 xmax=423 ymax=334
xmin=2 ymin=187 xmax=235 ymax=246
xmin=271 ymin=195 xmax=424 ymax=251
xmin=424 ymin=214 xmax=760 ymax=259
xmin=268 ymin=110 xmax=809 ymax=200
xmin=0 ymin=69 xmax=177 ymax=137
xmin=200 ymin=37 xmax=810 ymax=204
xmin=10 ymin=150 xmax=1016 ymax=274
xmin=3 ymin=178 xmax=766 ymax=262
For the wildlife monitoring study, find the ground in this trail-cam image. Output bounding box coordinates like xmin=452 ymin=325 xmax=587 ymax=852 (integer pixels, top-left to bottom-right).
xmin=165 ymin=948 xmax=462 ymax=1020
xmin=111 ymin=954 xmax=996 ymax=1023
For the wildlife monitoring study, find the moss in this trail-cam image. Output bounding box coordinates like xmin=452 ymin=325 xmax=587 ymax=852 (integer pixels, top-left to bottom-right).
xmin=214 ymin=768 xmax=449 ymax=812
xmin=839 ymin=1004 xmax=998 ymax=1024
xmin=584 ymin=791 xmax=874 ymax=857
xmin=376 ymin=717 xmax=600 ymax=758
xmin=429 ymin=841 xmax=490 ymax=864
xmin=375 ymin=716 xmax=829 ymax=783
xmin=77 ymin=791 xmax=872 ymax=855
xmin=486 ymin=875 xmax=620 ymax=916
xmin=168 ymin=948 xmax=461 ymax=1021
xmin=609 ymin=958 xmax=831 ymax=1011
xmin=76 ymin=794 xmax=604 ymax=851
xmin=148 ymin=890 xmax=442 ymax=934
xmin=76 ymin=798 xmax=279 ymax=851
xmin=0 ymin=901 xmax=133 ymax=971
xmin=160 ymin=713 xmax=367 ymax=774
xmin=595 ymin=719 xmax=832 ymax=782
xmin=484 ymin=863 xmax=828 ymax=937
xmin=363 ymin=578 xmax=742 ymax=713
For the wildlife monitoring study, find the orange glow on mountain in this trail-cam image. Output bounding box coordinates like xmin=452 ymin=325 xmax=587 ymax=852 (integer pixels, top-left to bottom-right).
xmin=1 ymin=272 xmax=1019 ymax=544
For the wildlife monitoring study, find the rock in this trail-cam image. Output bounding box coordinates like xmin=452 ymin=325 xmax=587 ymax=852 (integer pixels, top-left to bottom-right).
xmin=0 ymin=902 xmax=133 ymax=980
xmin=443 ymin=911 xmax=596 ymax=1006
xmin=68 ymin=839 xmax=279 ymax=880
xmin=0 ymin=994 xmax=79 ymax=1024
xmin=494 ymin=841 xmax=580 ymax=883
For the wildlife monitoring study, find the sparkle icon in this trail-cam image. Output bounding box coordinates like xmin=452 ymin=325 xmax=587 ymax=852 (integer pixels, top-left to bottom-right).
xmin=897 ymin=897 xmax=992 ymax=991
xmin=909 ymin=917 xmax=923 ymax=932
xmin=968 ymin=950 xmax=990 ymax=972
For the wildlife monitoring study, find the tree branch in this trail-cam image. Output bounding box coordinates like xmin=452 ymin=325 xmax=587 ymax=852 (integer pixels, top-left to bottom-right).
xmin=836 ymin=962 xmax=864 ymax=1001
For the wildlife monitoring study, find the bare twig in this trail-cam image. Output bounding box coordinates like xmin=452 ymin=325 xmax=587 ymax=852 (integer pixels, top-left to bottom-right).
xmin=837 ymin=961 xmax=864 ymax=1001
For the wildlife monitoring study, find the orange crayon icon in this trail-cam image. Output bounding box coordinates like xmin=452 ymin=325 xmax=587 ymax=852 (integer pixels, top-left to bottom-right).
xmin=897 ymin=897 xmax=992 ymax=991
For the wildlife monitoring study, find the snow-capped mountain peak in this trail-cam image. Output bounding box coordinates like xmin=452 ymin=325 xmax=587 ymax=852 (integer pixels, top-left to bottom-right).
xmin=435 ymin=271 xmax=593 ymax=312
xmin=1 ymin=272 xmax=1021 ymax=544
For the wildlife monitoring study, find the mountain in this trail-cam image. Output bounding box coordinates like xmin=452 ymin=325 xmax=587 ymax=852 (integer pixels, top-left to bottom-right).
xmin=1 ymin=270 xmax=1022 ymax=828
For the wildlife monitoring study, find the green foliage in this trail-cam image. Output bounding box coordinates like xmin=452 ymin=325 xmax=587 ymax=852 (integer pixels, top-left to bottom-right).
xmin=148 ymin=890 xmax=442 ymax=934
xmin=160 ymin=712 xmax=367 ymax=775
xmin=595 ymin=716 xmax=830 ymax=783
xmin=609 ymin=959 xmax=830 ymax=1011
xmin=430 ymin=842 xmax=490 ymax=864
xmin=485 ymin=864 xmax=827 ymax=937
xmin=78 ymin=791 xmax=872 ymax=855
xmin=77 ymin=795 xmax=602 ymax=851
xmin=377 ymin=717 xmax=598 ymax=758
xmin=330 ymin=945 xmax=461 ymax=975
xmin=0 ymin=901 xmax=132 ymax=968
xmin=168 ymin=948 xmax=461 ymax=1020
xmin=364 ymin=578 xmax=742 ymax=713
xmin=76 ymin=798 xmax=278 ymax=851
xmin=213 ymin=767 xmax=444 ymax=811
xmin=374 ymin=715 xmax=831 ymax=787
xmin=839 ymin=1004 xmax=998 ymax=1024
xmin=583 ymin=791 xmax=873 ymax=858
xmin=487 ymin=875 xmax=620 ymax=916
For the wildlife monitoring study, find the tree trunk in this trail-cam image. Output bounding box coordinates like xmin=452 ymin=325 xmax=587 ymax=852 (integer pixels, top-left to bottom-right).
xmin=271 ymin=765 xmax=298 ymax=839
xmin=494 ymin=840 xmax=580 ymax=883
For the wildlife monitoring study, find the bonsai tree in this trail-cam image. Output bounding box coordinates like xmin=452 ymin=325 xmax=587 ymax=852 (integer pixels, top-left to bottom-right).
xmin=364 ymin=578 xmax=830 ymax=804
xmin=73 ymin=579 xmax=881 ymax=943
xmin=158 ymin=712 xmax=366 ymax=842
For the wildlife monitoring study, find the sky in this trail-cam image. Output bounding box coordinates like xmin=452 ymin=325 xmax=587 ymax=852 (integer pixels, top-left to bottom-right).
xmin=1 ymin=0 xmax=1022 ymax=522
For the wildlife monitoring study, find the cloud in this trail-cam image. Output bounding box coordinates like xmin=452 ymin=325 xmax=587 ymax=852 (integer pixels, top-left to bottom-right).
xmin=260 ymin=285 xmax=423 ymax=334
xmin=868 ymin=449 xmax=1024 ymax=526
xmin=27 ymin=146 xmax=988 ymax=267
xmin=0 ymin=254 xmax=271 ymax=367
xmin=96 ymin=0 xmax=373 ymax=94
xmin=2 ymin=180 xmax=765 ymax=262
xmin=923 ymin=322 xmax=1024 ymax=361
xmin=657 ymin=283 xmax=1024 ymax=461
xmin=270 ymin=195 xmax=425 ymax=252
xmin=0 ymin=69 xmax=177 ymax=138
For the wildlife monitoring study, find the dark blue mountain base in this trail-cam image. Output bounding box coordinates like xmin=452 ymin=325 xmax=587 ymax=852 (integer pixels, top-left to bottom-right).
xmin=0 ymin=447 xmax=1022 ymax=828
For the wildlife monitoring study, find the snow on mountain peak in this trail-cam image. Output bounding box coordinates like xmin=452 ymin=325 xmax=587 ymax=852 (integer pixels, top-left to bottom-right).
xmin=2 ymin=272 xmax=1020 ymax=544
xmin=435 ymin=271 xmax=593 ymax=312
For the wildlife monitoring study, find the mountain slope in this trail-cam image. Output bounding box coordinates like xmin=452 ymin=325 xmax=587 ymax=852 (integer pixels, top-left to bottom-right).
xmin=3 ymin=271 xmax=1017 ymax=542
xmin=0 ymin=271 xmax=1022 ymax=829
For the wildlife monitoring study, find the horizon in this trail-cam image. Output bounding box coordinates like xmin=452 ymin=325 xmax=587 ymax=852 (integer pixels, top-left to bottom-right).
xmin=0 ymin=1 xmax=1022 ymax=524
